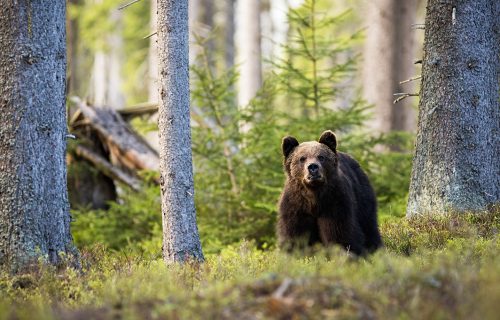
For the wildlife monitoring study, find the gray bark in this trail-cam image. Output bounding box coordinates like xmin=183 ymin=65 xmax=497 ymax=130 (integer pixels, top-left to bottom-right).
xmin=407 ymin=0 xmax=500 ymax=216
xmin=0 ymin=1 xmax=78 ymax=271
xmin=363 ymin=0 xmax=418 ymax=133
xmin=157 ymin=0 xmax=204 ymax=263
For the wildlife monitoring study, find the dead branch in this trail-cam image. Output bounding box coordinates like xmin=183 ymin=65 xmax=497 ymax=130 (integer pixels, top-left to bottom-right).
xmin=399 ymin=75 xmax=422 ymax=85
xmin=393 ymin=92 xmax=419 ymax=104
xmin=118 ymin=0 xmax=141 ymax=10
xmin=75 ymin=145 xmax=141 ymax=191
xmin=118 ymin=102 xmax=158 ymax=120
xmin=272 ymin=278 xmax=293 ymax=299
xmin=143 ymin=31 xmax=157 ymax=39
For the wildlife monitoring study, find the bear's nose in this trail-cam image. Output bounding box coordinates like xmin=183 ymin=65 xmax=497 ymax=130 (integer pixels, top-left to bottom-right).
xmin=308 ymin=163 xmax=319 ymax=175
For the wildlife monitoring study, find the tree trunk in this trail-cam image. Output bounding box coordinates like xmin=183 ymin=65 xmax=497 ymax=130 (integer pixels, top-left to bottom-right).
xmin=157 ymin=0 xmax=204 ymax=263
xmin=67 ymin=0 xmax=82 ymax=97
xmin=224 ymin=0 xmax=236 ymax=69
xmin=0 ymin=1 xmax=78 ymax=271
xmin=91 ymin=0 xmax=125 ymax=109
xmin=407 ymin=0 xmax=500 ymax=216
xmin=236 ymin=0 xmax=262 ymax=107
xmin=189 ymin=0 xmax=201 ymax=64
xmin=363 ymin=0 xmax=418 ymax=133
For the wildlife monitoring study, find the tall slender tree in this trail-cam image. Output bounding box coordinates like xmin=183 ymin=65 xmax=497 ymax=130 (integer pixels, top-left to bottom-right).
xmin=157 ymin=0 xmax=204 ymax=263
xmin=0 ymin=1 xmax=78 ymax=271
xmin=407 ymin=0 xmax=500 ymax=216
xmin=363 ymin=0 xmax=419 ymax=133
xmin=236 ymin=0 xmax=263 ymax=108
xmin=224 ymin=0 xmax=236 ymax=69
xmin=91 ymin=0 xmax=125 ymax=108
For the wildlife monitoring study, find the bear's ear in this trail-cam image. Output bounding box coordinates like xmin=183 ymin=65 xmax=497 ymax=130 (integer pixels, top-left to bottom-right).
xmin=318 ymin=130 xmax=337 ymax=153
xmin=282 ymin=136 xmax=299 ymax=158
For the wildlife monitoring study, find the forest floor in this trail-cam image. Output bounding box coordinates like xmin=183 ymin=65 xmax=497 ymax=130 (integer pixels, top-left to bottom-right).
xmin=1 ymin=212 xmax=499 ymax=320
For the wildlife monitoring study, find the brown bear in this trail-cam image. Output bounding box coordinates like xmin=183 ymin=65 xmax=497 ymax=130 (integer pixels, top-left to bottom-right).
xmin=277 ymin=130 xmax=382 ymax=255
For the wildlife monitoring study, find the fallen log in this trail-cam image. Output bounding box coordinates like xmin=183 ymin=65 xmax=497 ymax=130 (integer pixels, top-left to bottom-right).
xmin=70 ymin=97 xmax=159 ymax=172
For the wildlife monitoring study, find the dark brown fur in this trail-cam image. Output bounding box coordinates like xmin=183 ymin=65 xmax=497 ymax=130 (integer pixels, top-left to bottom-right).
xmin=277 ymin=130 xmax=382 ymax=255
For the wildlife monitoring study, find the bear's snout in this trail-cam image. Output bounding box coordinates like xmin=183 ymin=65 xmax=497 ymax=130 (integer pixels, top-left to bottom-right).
xmin=303 ymin=161 xmax=325 ymax=187
xmin=307 ymin=163 xmax=320 ymax=176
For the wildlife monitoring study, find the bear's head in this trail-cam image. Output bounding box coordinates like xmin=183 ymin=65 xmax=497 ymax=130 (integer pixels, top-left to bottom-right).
xmin=282 ymin=130 xmax=338 ymax=188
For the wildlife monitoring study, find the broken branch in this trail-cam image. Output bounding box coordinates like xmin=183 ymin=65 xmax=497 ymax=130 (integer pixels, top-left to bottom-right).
xmin=393 ymin=93 xmax=419 ymax=104
xmin=400 ymin=75 xmax=422 ymax=84
xmin=75 ymin=145 xmax=142 ymax=191
xmin=118 ymin=0 xmax=141 ymax=10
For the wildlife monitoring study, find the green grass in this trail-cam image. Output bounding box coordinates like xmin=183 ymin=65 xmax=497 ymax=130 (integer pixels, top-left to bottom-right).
xmin=1 ymin=212 xmax=499 ymax=320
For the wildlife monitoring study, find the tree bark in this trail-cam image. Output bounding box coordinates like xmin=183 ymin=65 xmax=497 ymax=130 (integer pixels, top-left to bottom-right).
xmin=0 ymin=1 xmax=78 ymax=271
xmin=236 ymin=0 xmax=263 ymax=107
xmin=407 ymin=0 xmax=500 ymax=216
xmin=363 ymin=0 xmax=418 ymax=133
xmin=157 ymin=0 xmax=204 ymax=263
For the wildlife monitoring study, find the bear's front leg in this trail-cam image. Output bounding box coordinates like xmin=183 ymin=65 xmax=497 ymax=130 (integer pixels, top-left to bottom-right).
xmin=317 ymin=216 xmax=365 ymax=255
xmin=277 ymin=210 xmax=319 ymax=250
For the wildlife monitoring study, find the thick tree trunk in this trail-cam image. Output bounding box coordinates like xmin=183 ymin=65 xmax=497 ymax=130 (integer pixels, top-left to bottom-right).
xmin=0 ymin=1 xmax=78 ymax=271
xmin=363 ymin=0 xmax=418 ymax=133
xmin=236 ymin=0 xmax=262 ymax=107
xmin=157 ymin=0 xmax=204 ymax=263
xmin=407 ymin=0 xmax=500 ymax=216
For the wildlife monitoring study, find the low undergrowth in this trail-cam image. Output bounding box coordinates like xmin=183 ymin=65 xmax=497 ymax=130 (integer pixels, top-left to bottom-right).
xmin=1 ymin=212 xmax=498 ymax=320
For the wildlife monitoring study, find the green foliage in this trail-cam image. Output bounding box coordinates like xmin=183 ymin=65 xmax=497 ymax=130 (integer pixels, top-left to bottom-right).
xmin=2 ymin=214 xmax=500 ymax=319
xmin=121 ymin=0 xmax=150 ymax=105
xmin=382 ymin=211 xmax=500 ymax=256
xmin=69 ymin=0 xmax=413 ymax=254
xmin=189 ymin=0 xmax=380 ymax=253
xmin=274 ymin=1 xmax=362 ymax=114
xmin=345 ymin=132 xmax=414 ymax=220
xmin=67 ymin=0 xmax=150 ymax=104
xmin=72 ymin=183 xmax=161 ymax=253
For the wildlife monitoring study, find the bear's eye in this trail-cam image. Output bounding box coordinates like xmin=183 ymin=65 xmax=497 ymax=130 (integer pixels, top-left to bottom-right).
xmin=318 ymin=155 xmax=326 ymax=162
xmin=299 ymin=156 xmax=307 ymax=163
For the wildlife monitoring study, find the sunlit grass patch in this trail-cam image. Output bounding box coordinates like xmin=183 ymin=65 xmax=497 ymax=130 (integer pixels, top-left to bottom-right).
xmin=1 ymin=212 xmax=499 ymax=319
